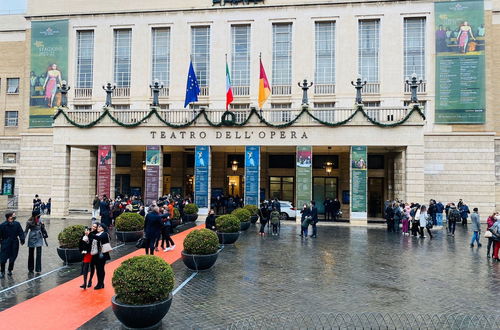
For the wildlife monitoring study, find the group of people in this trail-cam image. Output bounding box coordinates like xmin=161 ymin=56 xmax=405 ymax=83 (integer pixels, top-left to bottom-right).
xmin=300 ymin=201 xmax=319 ymax=238
xmin=323 ymin=198 xmax=341 ymax=221
xmin=78 ymin=222 xmax=111 ymax=289
xmin=211 ymin=195 xmax=244 ymax=215
xmin=33 ymin=194 xmax=51 ymax=215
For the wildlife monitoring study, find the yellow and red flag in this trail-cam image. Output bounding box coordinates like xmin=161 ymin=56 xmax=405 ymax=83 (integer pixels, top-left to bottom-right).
xmin=258 ymin=58 xmax=271 ymax=109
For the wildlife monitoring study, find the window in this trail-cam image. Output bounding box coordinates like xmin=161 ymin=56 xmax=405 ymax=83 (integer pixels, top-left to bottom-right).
xmin=231 ymin=25 xmax=250 ymax=87
xmin=5 ymin=111 xmax=18 ymax=127
xmin=363 ymin=101 xmax=380 ymax=107
xmin=368 ymin=155 xmax=384 ymax=169
xmin=230 ymin=103 xmax=250 ymax=110
xmin=269 ymin=155 xmax=295 ymax=168
xmin=163 ymin=154 xmax=171 ymax=167
xmin=315 ymin=22 xmax=335 ymax=84
xmin=312 ymin=155 xmax=339 ymax=169
xmin=191 ymin=26 xmax=210 ymax=86
xmin=269 ymin=176 xmax=294 ymax=202
xmin=116 ymin=153 xmax=131 ymax=167
xmin=227 ymin=154 xmax=245 ymax=168
xmin=271 ymin=103 xmax=291 ymax=109
xmin=159 ymin=104 xmax=169 ymax=110
xmin=404 ymin=100 xmax=427 ymax=108
xmin=358 ymin=20 xmax=380 ymax=82
xmin=76 ymin=30 xmax=94 ymax=88
xmin=3 ymin=153 xmax=16 ymax=164
xmin=114 ymin=29 xmax=132 ymax=88
xmin=6 ymin=78 xmax=19 ymax=94
xmin=2 ymin=177 xmax=15 ymax=195
xmin=314 ymin=102 xmax=335 ymax=109
xmin=404 ymin=18 xmax=425 ymax=80
xmin=74 ymin=104 xmax=92 ymax=110
xmin=272 ymin=23 xmax=292 ymax=85
xmin=186 ymin=153 xmax=195 ymax=168
xmin=189 ymin=103 xmax=209 ymax=110
xmin=114 ymin=104 xmax=130 ymax=110
xmin=152 ymin=28 xmax=170 ymax=86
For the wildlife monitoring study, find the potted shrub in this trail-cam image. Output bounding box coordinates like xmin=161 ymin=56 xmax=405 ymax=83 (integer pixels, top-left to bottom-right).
xmin=181 ymin=229 xmax=220 ymax=271
xmin=114 ymin=213 xmax=144 ymax=242
xmin=112 ymin=255 xmax=174 ymax=329
xmin=232 ymin=208 xmax=252 ymax=231
xmin=182 ymin=203 xmax=199 ymax=222
xmin=215 ymin=214 xmax=240 ymax=244
xmin=57 ymin=224 xmax=86 ymax=264
xmin=244 ymin=204 xmax=259 ymax=224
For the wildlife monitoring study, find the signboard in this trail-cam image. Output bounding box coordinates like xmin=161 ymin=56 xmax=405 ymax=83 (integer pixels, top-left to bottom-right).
xmin=145 ymin=145 xmax=161 ymax=206
xmin=435 ymin=1 xmax=485 ymax=124
xmin=30 ymin=20 xmax=69 ymax=128
xmin=296 ymin=146 xmax=312 ymax=211
xmin=244 ymin=146 xmax=260 ymax=206
xmin=97 ymin=145 xmax=112 ymax=198
xmin=351 ymin=146 xmax=367 ymax=217
xmin=194 ymin=146 xmax=210 ymax=208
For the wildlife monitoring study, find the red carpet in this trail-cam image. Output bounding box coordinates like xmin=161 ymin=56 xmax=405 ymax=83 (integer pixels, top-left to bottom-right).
xmin=1 ymin=225 xmax=203 ymax=330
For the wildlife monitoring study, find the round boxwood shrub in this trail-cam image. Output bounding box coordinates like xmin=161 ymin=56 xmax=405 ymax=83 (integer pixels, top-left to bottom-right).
xmin=115 ymin=212 xmax=144 ymax=232
xmin=215 ymin=214 xmax=240 ymax=233
xmin=112 ymin=255 xmax=174 ymax=305
xmin=184 ymin=203 xmax=199 ymax=215
xmin=183 ymin=229 xmax=219 ymax=255
xmin=173 ymin=208 xmax=180 ymax=219
xmin=232 ymin=208 xmax=252 ymax=223
xmin=243 ymin=204 xmax=258 ymax=216
xmin=58 ymin=225 xmax=86 ymax=249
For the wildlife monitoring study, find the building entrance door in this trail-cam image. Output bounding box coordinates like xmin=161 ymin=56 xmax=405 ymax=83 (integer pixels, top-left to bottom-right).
xmin=115 ymin=174 xmax=130 ymax=196
xmin=368 ymin=177 xmax=384 ymax=218
xmin=227 ymin=175 xmax=242 ymax=197
xmin=313 ymin=177 xmax=338 ymax=216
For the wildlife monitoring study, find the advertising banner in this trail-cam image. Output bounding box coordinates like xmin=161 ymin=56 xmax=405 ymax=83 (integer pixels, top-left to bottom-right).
xmin=97 ymin=145 xmax=112 ymax=198
xmin=351 ymin=146 xmax=367 ymax=217
xmin=145 ymin=146 xmax=161 ymax=206
xmin=244 ymin=146 xmax=260 ymax=206
xmin=194 ymin=146 xmax=210 ymax=208
xmin=435 ymin=1 xmax=485 ymax=124
xmin=296 ymin=146 xmax=312 ymax=211
xmin=30 ymin=20 xmax=69 ymax=128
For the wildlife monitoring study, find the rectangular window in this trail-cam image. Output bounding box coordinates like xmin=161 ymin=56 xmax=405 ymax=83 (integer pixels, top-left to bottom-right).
xmin=163 ymin=154 xmax=171 ymax=167
xmin=3 ymin=153 xmax=16 ymax=164
xmin=314 ymin=102 xmax=335 ymax=109
xmin=114 ymin=29 xmax=132 ymax=88
xmin=76 ymin=30 xmax=94 ymax=88
xmin=191 ymin=26 xmax=210 ymax=86
xmin=116 ymin=153 xmax=131 ymax=167
xmin=272 ymin=23 xmax=292 ymax=85
xmin=358 ymin=20 xmax=380 ymax=82
xmin=312 ymin=155 xmax=339 ymax=169
xmin=152 ymin=28 xmax=170 ymax=86
xmin=74 ymin=104 xmax=92 ymax=110
xmin=231 ymin=25 xmax=250 ymax=87
xmin=227 ymin=154 xmax=245 ymax=168
xmin=2 ymin=177 xmax=15 ymax=195
xmin=5 ymin=111 xmax=18 ymax=127
xmin=315 ymin=22 xmax=335 ymax=84
xmin=114 ymin=104 xmax=130 ymax=110
xmin=6 ymin=78 xmax=19 ymax=94
xmin=368 ymin=155 xmax=384 ymax=169
xmin=269 ymin=155 xmax=295 ymax=168
xmin=230 ymin=103 xmax=250 ymax=110
xmin=404 ymin=17 xmax=425 ymax=80
xmin=269 ymin=176 xmax=294 ymax=202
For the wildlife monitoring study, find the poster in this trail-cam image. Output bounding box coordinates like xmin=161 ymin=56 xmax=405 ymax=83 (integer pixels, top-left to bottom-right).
xmin=30 ymin=20 xmax=69 ymax=128
xmin=145 ymin=146 xmax=161 ymax=206
xmin=244 ymin=146 xmax=260 ymax=206
xmin=435 ymin=1 xmax=485 ymax=124
xmin=97 ymin=145 xmax=112 ymax=198
xmin=194 ymin=146 xmax=210 ymax=208
xmin=351 ymin=146 xmax=367 ymax=217
xmin=296 ymin=146 xmax=312 ymax=211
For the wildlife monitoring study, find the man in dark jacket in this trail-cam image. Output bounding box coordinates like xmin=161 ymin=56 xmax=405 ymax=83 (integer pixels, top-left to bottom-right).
xmin=0 ymin=212 xmax=25 ymax=278
xmin=144 ymin=206 xmax=168 ymax=255
xmin=323 ymin=198 xmax=332 ymax=220
xmin=310 ymin=201 xmax=318 ymax=238
xmin=448 ymin=204 xmax=460 ymax=237
xmin=435 ymin=201 xmax=444 ymax=226
xmin=332 ymin=198 xmax=341 ymax=221
xmin=385 ymin=203 xmax=395 ymax=232
xmin=428 ymin=200 xmax=437 ymax=227
xmin=92 ymin=195 xmax=100 ymax=220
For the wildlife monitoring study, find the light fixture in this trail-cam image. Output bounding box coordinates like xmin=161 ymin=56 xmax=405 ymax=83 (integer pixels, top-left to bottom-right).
xmin=231 ymin=160 xmax=239 ymax=172
xmin=325 ymin=161 xmax=333 ymax=175
xmin=142 ymin=161 xmax=146 ymax=171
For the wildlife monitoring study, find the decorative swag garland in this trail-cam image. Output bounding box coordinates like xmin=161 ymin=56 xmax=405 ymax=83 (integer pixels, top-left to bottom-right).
xmin=53 ymin=105 xmax=425 ymax=129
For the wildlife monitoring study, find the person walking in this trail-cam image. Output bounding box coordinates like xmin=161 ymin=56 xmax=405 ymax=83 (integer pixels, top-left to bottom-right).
xmin=448 ymin=203 xmax=460 ymax=237
xmin=258 ymin=202 xmax=269 ymax=236
xmin=416 ymin=205 xmax=432 ymax=238
xmin=490 ymin=215 xmax=500 ymax=261
xmin=99 ymin=196 xmax=112 ymax=227
xmin=91 ymin=224 xmax=111 ymax=290
xmin=310 ymin=201 xmax=318 ymax=238
xmin=332 ymin=198 xmax=341 ymax=221
xmin=323 ymin=198 xmax=331 ymax=220
xmin=24 ymin=210 xmax=47 ymax=274
xmin=300 ymin=203 xmax=310 ymax=237
xmin=205 ymin=209 xmax=216 ymax=230
xmin=459 ymin=202 xmax=470 ymax=227
xmin=402 ymin=204 xmax=411 ymax=236
xmin=435 ymin=201 xmax=444 ymax=226
xmin=393 ymin=203 xmax=402 ymax=233
xmin=79 ymin=227 xmax=93 ymax=289
xmin=144 ymin=206 xmax=167 ymax=255
xmin=410 ymin=204 xmax=420 ymax=237
xmin=0 ymin=212 xmax=25 ymax=278
xmin=385 ymin=203 xmax=395 ymax=232
xmin=486 ymin=212 xmax=496 ymax=258
xmin=160 ymin=211 xmax=175 ymax=252
xmin=270 ymin=207 xmax=280 ymax=236
xmin=92 ymin=195 xmax=100 ymax=220
xmin=470 ymin=208 xmax=481 ymax=248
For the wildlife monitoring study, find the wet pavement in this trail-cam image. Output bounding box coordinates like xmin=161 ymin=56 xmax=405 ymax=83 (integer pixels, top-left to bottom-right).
xmin=76 ymin=222 xmax=500 ymax=329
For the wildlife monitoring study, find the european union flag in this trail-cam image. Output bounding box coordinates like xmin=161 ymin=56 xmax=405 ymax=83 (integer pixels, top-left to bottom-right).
xmin=184 ymin=61 xmax=200 ymax=108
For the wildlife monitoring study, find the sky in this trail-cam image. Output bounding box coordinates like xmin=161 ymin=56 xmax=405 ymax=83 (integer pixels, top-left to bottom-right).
xmin=0 ymin=0 xmax=27 ymax=14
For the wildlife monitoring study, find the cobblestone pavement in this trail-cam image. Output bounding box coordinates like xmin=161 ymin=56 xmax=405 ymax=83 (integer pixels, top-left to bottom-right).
xmin=81 ymin=222 xmax=500 ymax=329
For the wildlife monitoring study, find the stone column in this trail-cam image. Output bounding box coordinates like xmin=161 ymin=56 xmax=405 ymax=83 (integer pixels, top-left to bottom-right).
xmin=393 ymin=150 xmax=406 ymax=202
xmin=69 ymin=147 xmax=97 ymax=211
xmin=51 ymin=144 xmax=71 ymax=217
xmin=405 ymin=145 xmax=424 ymax=204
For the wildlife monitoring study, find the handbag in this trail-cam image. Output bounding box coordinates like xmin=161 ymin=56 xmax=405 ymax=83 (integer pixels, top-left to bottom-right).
xmin=90 ymin=239 xmax=99 ymax=255
xmin=101 ymin=243 xmax=112 ymax=253
xmin=136 ymin=237 xmax=146 ymax=249
xmin=484 ymin=230 xmax=493 ymax=238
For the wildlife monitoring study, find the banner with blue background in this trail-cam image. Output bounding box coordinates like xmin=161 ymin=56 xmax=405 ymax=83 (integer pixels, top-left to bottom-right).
xmin=194 ymin=146 xmax=210 ymax=207
xmin=244 ymin=146 xmax=260 ymax=206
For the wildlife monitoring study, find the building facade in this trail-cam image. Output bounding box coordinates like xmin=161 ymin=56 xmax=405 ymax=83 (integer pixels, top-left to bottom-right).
xmin=1 ymin=0 xmax=497 ymax=222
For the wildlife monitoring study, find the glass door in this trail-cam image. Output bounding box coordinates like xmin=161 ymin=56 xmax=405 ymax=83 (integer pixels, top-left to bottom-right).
xmin=313 ymin=177 xmax=338 ymax=217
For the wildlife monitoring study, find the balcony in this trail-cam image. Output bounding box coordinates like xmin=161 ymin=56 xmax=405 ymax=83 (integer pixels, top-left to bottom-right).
xmin=271 ymin=85 xmax=292 ymax=96
xmin=404 ymin=81 xmax=427 ymax=94
xmin=150 ymin=87 xmax=169 ymax=98
xmin=233 ymin=86 xmax=250 ymax=96
xmin=112 ymin=87 xmax=130 ymax=98
xmin=314 ymin=84 xmax=336 ymax=95
xmin=74 ymin=88 xmax=92 ymax=99
xmin=199 ymin=86 xmax=209 ymax=97
xmin=362 ymin=83 xmax=380 ymax=94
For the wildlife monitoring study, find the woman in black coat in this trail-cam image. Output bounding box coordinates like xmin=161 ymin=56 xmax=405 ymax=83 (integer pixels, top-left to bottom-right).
xmin=205 ymin=209 xmax=216 ymax=230
xmin=79 ymin=227 xmax=92 ymax=289
xmin=91 ymin=224 xmax=111 ymax=290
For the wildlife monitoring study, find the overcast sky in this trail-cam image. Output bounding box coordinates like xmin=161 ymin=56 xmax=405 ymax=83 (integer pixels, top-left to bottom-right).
xmin=0 ymin=0 xmax=27 ymax=14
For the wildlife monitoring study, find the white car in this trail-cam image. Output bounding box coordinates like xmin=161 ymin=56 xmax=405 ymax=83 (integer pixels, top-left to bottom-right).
xmin=279 ymin=201 xmax=296 ymax=220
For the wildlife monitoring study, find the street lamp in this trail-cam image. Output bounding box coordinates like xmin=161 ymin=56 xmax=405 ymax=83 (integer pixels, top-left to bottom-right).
xmin=142 ymin=161 xmax=146 ymax=171
xmin=324 ymin=161 xmax=333 ymax=175
xmin=57 ymin=80 xmax=70 ymax=108
xmin=405 ymin=73 xmax=423 ymax=104
xmin=150 ymin=79 xmax=164 ymax=107
xmin=351 ymin=77 xmax=367 ymax=105
xmin=298 ymin=79 xmax=313 ymax=106
xmin=102 ymin=82 xmax=116 ymax=107
xmin=231 ymin=160 xmax=239 ymax=173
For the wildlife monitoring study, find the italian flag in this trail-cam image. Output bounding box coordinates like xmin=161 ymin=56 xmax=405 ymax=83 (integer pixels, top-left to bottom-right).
xmin=226 ymin=61 xmax=234 ymax=110
xmin=258 ymin=58 xmax=271 ymax=109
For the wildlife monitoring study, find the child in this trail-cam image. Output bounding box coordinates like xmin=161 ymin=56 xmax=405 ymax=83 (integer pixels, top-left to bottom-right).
xmin=270 ymin=207 xmax=280 ymax=236
xmin=78 ymin=227 xmax=93 ymax=289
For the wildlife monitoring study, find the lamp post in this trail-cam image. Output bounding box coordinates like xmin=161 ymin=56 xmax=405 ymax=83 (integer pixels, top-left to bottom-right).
xmin=298 ymin=79 xmax=313 ymax=106
xmin=405 ymin=73 xmax=423 ymax=104
xmin=351 ymin=77 xmax=367 ymax=105
xmin=57 ymin=80 xmax=70 ymax=108
xmin=102 ymin=82 xmax=116 ymax=107
xmin=150 ymin=79 xmax=164 ymax=107
xmin=231 ymin=160 xmax=239 ymax=173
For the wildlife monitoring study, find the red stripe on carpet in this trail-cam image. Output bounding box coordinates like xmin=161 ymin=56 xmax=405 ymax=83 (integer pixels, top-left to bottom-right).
xmin=1 ymin=224 xmax=203 ymax=330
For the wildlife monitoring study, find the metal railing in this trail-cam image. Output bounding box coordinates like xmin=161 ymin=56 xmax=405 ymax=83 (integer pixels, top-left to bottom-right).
xmin=7 ymin=195 xmax=18 ymax=210
xmin=112 ymin=87 xmax=130 ymax=98
xmin=271 ymin=85 xmax=292 ymax=95
xmin=404 ymin=81 xmax=427 ymax=93
xmin=74 ymin=88 xmax=93 ymax=99
xmin=200 ymin=86 xmax=209 ymax=96
xmin=233 ymin=86 xmax=250 ymax=96
xmin=150 ymin=87 xmax=169 ymax=97
xmin=225 ymin=312 xmax=500 ymax=329
xmin=362 ymin=82 xmax=380 ymax=94
xmin=314 ymin=84 xmax=336 ymax=95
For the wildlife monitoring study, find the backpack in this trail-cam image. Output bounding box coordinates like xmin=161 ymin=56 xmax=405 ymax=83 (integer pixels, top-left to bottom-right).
xmin=449 ymin=209 xmax=460 ymax=222
xmin=270 ymin=211 xmax=280 ymax=225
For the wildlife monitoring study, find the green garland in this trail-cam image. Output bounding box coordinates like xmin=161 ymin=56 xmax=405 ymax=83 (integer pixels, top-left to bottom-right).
xmin=53 ymin=105 xmax=425 ymax=129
